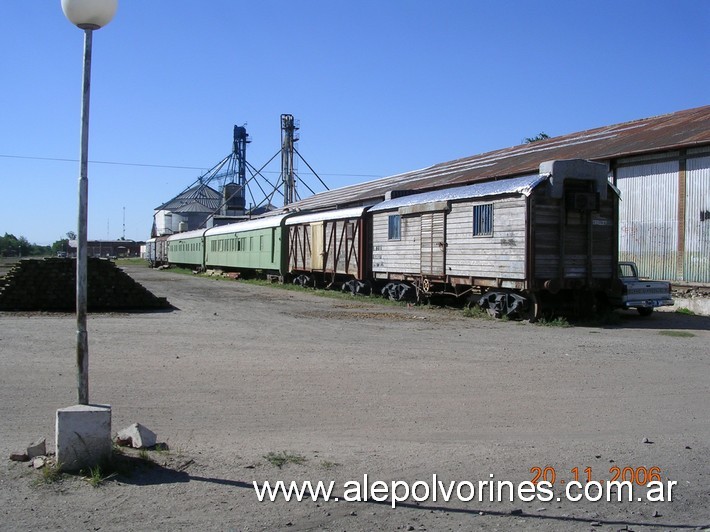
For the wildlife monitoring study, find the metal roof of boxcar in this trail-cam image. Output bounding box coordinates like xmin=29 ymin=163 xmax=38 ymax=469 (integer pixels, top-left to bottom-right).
xmin=369 ymin=174 xmax=545 ymax=212
xmin=285 ymin=206 xmax=369 ymax=225
xmin=278 ymin=105 xmax=710 ymax=213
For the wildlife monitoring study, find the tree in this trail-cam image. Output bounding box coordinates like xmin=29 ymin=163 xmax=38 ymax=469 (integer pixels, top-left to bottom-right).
xmin=0 ymin=233 xmax=18 ymax=256
xmin=524 ymin=132 xmax=550 ymax=143
xmin=52 ymin=230 xmax=77 ymax=255
xmin=51 ymin=238 xmax=70 ymax=254
xmin=0 ymin=233 xmax=51 ymax=257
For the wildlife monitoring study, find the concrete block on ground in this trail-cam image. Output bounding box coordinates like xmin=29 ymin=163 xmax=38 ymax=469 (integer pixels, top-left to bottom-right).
xmin=26 ymin=438 xmax=46 ymax=459
xmin=55 ymin=404 xmax=111 ymax=472
xmin=115 ymin=423 xmax=157 ymax=449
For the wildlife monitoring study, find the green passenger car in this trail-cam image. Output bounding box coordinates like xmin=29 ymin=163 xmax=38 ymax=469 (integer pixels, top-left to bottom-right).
xmin=166 ymin=228 xmax=207 ymax=268
xmin=204 ymin=214 xmax=290 ymax=273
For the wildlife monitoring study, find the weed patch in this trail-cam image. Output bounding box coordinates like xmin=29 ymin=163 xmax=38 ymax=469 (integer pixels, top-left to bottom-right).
xmin=462 ymin=304 xmax=491 ymax=320
xmin=675 ymin=307 xmax=696 ymax=316
xmin=537 ymin=316 xmax=571 ymax=328
xmin=264 ymin=451 xmax=307 ymax=469
xmin=659 ymin=330 xmax=695 ymax=338
xmin=33 ymin=462 xmax=64 ymax=486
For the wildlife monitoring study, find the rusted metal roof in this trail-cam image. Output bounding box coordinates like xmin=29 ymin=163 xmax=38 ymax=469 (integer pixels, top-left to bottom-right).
xmin=280 ymin=105 xmax=710 ymax=213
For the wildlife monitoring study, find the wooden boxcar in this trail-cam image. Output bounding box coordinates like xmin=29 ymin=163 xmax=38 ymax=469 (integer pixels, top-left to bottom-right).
xmin=286 ymin=206 xmax=369 ymax=284
xmin=368 ymin=159 xmax=618 ymax=317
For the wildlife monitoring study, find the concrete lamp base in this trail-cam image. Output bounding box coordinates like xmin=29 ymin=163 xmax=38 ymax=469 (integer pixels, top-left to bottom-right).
xmin=55 ymin=404 xmax=111 ymax=472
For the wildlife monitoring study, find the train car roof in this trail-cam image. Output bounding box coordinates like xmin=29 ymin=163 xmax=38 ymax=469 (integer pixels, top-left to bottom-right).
xmin=285 ymin=206 xmax=369 ymax=225
xmin=205 ymin=214 xmax=290 ymax=237
xmin=166 ymin=228 xmax=208 ymax=242
xmin=369 ymin=173 xmax=545 ymax=212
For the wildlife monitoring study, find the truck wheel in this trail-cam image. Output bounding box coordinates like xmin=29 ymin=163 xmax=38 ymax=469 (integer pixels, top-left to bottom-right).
xmin=637 ymin=307 xmax=654 ymax=316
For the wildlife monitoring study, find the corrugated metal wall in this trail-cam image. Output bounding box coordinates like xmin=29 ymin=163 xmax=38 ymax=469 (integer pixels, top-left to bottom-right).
xmin=685 ymin=156 xmax=710 ymax=282
xmin=617 ymin=161 xmax=679 ymax=280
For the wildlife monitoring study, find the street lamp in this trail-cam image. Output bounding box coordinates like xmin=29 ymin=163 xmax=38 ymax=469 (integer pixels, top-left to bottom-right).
xmin=61 ymin=0 xmax=117 ymax=405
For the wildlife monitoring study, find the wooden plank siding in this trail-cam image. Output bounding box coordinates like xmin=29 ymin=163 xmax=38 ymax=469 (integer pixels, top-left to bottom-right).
xmin=420 ymin=212 xmax=446 ymax=276
xmin=289 ymin=219 xmax=361 ymax=277
xmin=372 ymin=197 xmax=527 ymax=280
xmin=323 ymin=219 xmax=360 ymax=275
xmin=372 ymin=213 xmax=421 ymax=275
xmin=289 ymin=225 xmax=312 ymax=271
xmin=531 ymin=188 xmax=617 ymax=283
xmin=446 ymin=198 xmax=527 ymax=279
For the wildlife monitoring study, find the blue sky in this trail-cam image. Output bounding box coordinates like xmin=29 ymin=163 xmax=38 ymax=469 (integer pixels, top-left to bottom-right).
xmin=1 ymin=1 xmax=708 ymax=245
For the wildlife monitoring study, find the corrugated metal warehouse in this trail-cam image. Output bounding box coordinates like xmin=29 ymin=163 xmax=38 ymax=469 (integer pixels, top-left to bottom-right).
xmin=279 ymin=105 xmax=710 ymax=284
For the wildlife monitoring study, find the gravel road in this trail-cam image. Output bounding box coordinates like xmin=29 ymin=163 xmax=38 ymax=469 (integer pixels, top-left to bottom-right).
xmin=1 ymin=263 xmax=708 ymax=531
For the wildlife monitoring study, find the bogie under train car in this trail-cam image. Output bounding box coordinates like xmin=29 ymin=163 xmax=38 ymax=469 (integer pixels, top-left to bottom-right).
xmin=369 ymin=159 xmax=618 ymax=318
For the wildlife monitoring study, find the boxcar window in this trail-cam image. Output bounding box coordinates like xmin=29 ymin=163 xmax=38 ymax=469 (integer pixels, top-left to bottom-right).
xmin=473 ymin=204 xmax=493 ymax=236
xmin=388 ymin=214 xmax=401 ymax=240
xmin=259 ymin=235 xmax=264 ymax=251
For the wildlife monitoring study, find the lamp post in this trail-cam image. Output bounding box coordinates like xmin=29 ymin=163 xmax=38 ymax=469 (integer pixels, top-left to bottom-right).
xmin=61 ymin=0 xmax=118 ymax=405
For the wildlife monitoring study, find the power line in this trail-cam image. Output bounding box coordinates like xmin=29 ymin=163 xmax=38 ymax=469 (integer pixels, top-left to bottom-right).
xmin=0 ymin=153 xmax=383 ymax=178
xmin=0 ymin=153 xmax=205 ymax=171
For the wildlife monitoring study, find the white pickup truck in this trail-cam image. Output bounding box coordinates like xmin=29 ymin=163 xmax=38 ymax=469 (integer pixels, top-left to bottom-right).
xmin=608 ymin=261 xmax=674 ymax=316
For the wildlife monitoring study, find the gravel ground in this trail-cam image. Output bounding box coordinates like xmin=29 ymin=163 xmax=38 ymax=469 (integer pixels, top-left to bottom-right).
xmin=1 ymin=263 xmax=708 ymax=531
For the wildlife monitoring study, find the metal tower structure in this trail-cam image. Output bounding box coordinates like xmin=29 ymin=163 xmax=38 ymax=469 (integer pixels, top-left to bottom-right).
xmin=281 ymin=114 xmax=299 ymax=206
xmin=233 ymin=124 xmax=249 ymax=191
xmin=154 ymin=116 xmax=329 ymax=235
xmin=220 ymin=124 xmax=250 ymax=215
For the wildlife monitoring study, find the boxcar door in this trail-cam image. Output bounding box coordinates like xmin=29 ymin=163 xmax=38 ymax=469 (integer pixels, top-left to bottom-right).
xmin=420 ymin=212 xmax=446 ymax=276
xmin=310 ymin=222 xmax=324 ymax=270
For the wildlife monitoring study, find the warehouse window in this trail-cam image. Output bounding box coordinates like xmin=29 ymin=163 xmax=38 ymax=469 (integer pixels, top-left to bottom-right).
xmin=473 ymin=204 xmax=493 ymax=236
xmin=388 ymin=214 xmax=401 ymax=240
